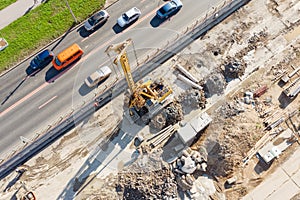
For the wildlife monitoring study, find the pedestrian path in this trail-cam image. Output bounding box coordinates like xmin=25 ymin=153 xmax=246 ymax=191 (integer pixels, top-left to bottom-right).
xmin=0 ymin=0 xmax=43 ymax=30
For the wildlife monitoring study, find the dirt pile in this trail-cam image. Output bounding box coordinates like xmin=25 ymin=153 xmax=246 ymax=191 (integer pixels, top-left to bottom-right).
xmin=205 ymin=98 xmax=263 ymax=178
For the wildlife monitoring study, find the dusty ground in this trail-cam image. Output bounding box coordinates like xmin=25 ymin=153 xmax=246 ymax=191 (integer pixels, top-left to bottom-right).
xmin=1 ymin=0 xmax=300 ymax=199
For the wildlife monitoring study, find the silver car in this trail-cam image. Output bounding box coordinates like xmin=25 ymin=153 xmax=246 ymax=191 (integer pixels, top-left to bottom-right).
xmin=85 ymin=66 xmax=112 ymax=87
xmin=84 ymin=10 xmax=109 ymax=31
xmin=117 ymin=7 xmax=141 ymax=28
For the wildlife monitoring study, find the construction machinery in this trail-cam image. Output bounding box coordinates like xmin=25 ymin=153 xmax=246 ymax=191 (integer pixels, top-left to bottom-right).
xmin=105 ymin=38 xmax=173 ymax=122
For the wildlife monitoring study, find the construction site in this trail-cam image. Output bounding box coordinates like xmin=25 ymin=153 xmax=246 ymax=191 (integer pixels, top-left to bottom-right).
xmin=1 ymin=0 xmax=300 ymax=199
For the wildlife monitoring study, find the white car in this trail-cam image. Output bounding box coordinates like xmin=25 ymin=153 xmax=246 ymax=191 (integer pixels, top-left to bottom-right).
xmin=117 ymin=7 xmax=141 ymax=28
xmin=85 ymin=66 xmax=112 ymax=87
xmin=84 ymin=10 xmax=109 ymax=31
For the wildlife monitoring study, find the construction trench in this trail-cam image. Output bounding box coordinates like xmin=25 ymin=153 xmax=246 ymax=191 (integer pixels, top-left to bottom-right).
xmin=1 ymin=0 xmax=300 ymax=199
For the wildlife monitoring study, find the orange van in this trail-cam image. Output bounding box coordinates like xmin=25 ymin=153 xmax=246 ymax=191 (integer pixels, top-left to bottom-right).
xmin=52 ymin=43 xmax=84 ymax=70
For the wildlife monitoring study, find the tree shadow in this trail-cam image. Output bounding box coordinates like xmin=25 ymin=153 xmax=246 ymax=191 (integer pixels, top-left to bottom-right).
xmin=51 ymin=23 xmax=75 ymax=52
xmin=1 ymin=76 xmax=28 ymax=106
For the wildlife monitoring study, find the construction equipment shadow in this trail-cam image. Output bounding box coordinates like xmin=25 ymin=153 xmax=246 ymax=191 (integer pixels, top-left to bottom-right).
xmin=278 ymin=92 xmax=295 ymax=109
xmin=254 ymin=159 xmax=273 ymax=175
xmin=56 ymin=118 xmax=146 ymax=199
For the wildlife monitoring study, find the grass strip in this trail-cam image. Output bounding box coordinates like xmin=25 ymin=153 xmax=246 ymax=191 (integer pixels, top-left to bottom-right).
xmin=0 ymin=0 xmax=17 ymax=11
xmin=0 ymin=0 xmax=105 ymax=71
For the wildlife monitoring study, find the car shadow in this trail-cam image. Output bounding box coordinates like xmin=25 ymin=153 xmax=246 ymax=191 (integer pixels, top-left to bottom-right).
xmin=25 ymin=66 xmax=40 ymax=77
xmin=150 ymin=16 xmax=165 ymax=28
xmin=112 ymin=24 xmax=123 ymax=34
xmin=78 ymin=83 xmax=93 ymax=96
xmin=77 ymin=22 xmax=108 ymax=38
xmin=45 ymin=67 xmax=60 ymax=83
xmin=45 ymin=64 xmax=74 ymax=83
xmin=113 ymin=18 xmax=139 ymax=34
xmin=77 ymin=26 xmax=91 ymax=38
xmin=78 ymin=77 xmax=110 ymax=96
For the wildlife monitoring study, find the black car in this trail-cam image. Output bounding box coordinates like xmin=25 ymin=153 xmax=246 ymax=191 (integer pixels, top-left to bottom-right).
xmin=30 ymin=49 xmax=54 ymax=70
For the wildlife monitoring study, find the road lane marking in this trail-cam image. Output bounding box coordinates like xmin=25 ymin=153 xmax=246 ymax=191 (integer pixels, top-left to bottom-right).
xmin=0 ymin=4 xmax=162 ymax=118
xmin=38 ymin=95 xmax=57 ymax=109
xmin=81 ymin=5 xmax=160 ymax=50
xmin=0 ymin=82 xmax=49 ymax=118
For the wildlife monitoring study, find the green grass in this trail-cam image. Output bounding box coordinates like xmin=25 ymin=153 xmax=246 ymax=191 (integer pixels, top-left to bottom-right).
xmin=0 ymin=0 xmax=17 ymax=11
xmin=0 ymin=0 xmax=105 ymax=71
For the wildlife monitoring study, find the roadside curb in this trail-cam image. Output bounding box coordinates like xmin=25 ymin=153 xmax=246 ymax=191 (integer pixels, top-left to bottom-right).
xmin=0 ymin=0 xmax=119 ymax=78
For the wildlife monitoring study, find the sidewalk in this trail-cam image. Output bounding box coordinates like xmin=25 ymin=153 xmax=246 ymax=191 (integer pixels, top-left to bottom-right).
xmin=0 ymin=0 xmax=43 ymax=30
xmin=243 ymin=146 xmax=300 ymax=200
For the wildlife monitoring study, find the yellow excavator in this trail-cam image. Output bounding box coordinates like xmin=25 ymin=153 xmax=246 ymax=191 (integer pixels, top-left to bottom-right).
xmin=105 ymin=39 xmax=173 ymax=120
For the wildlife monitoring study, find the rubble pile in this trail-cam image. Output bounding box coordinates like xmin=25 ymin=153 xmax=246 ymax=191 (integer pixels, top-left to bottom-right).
xmin=150 ymin=113 xmax=167 ymax=130
xmin=149 ymin=102 xmax=183 ymax=130
xmin=164 ymin=102 xmax=184 ymax=126
xmin=222 ymin=61 xmax=246 ymax=81
xmin=171 ymin=147 xmax=208 ymax=191
xmin=178 ymin=89 xmax=206 ymax=110
xmin=221 ymin=30 xmax=268 ymax=81
xmin=219 ymin=100 xmax=245 ymax=118
xmin=116 ymin=151 xmax=178 ymax=200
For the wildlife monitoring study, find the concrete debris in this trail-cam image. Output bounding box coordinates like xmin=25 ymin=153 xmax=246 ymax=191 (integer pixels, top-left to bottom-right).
xmin=164 ymin=102 xmax=184 ymax=126
xmin=149 ymin=102 xmax=183 ymax=130
xmin=223 ymin=61 xmax=244 ymax=81
xmin=116 ymin=151 xmax=178 ymax=199
xmin=178 ymin=89 xmax=207 ymax=110
xmin=188 ymin=175 xmax=225 ymax=200
xmin=150 ymin=113 xmax=166 ymax=130
xmin=172 ymin=147 xmax=208 ymax=191
xmin=219 ymin=101 xmax=245 ymax=118
xmin=181 ymin=156 xmax=197 ymax=174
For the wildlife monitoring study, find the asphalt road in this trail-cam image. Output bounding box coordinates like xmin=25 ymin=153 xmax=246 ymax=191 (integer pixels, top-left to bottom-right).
xmin=0 ymin=0 xmax=222 ymax=155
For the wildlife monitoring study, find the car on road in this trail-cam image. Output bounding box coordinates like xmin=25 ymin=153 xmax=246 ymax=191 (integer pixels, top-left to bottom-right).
xmin=84 ymin=10 xmax=109 ymax=31
xmin=85 ymin=66 xmax=112 ymax=87
xmin=156 ymin=0 xmax=183 ymax=19
xmin=30 ymin=49 xmax=54 ymax=70
xmin=117 ymin=7 xmax=141 ymax=28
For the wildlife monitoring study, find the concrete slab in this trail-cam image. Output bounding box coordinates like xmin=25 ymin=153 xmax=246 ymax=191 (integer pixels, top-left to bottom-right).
xmin=281 ymin=147 xmax=300 ymax=176
xmin=266 ymin=179 xmax=300 ymax=200
xmin=291 ymin=168 xmax=300 ymax=188
xmin=244 ymin=168 xmax=290 ymax=200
